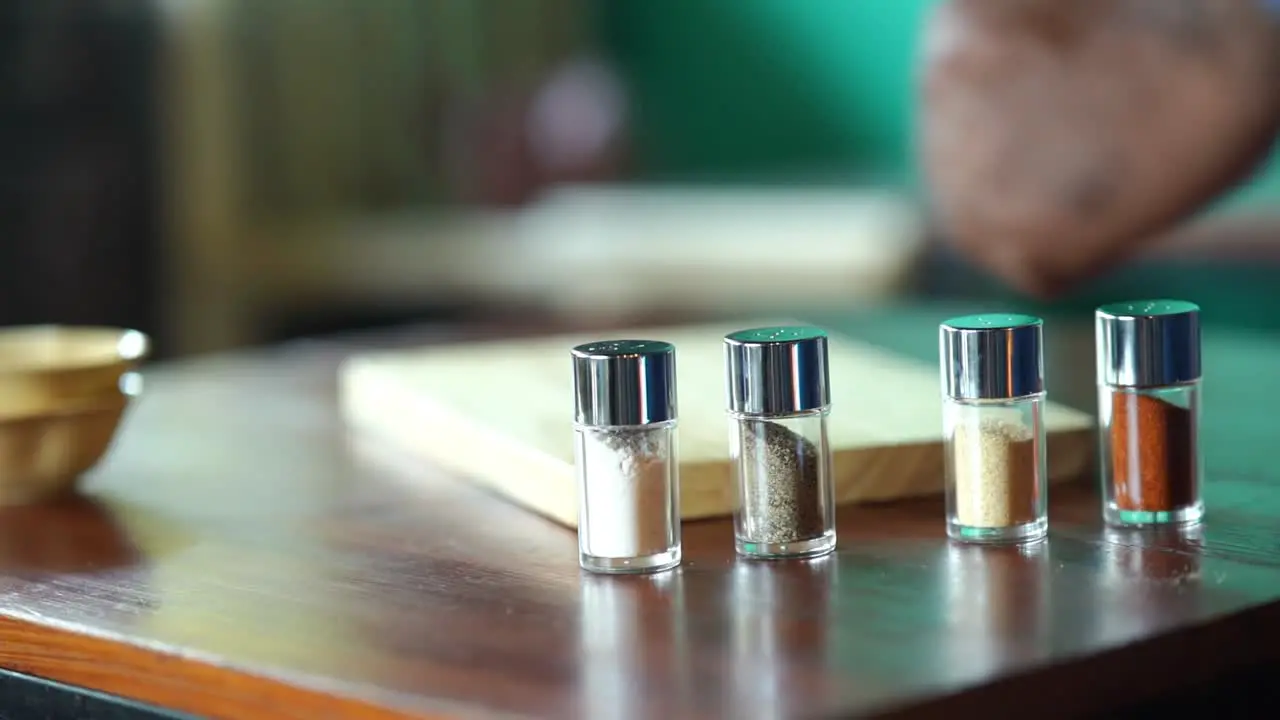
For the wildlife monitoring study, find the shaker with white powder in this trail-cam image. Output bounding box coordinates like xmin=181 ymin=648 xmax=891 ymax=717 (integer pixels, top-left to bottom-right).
xmin=572 ymin=339 xmax=681 ymax=574
xmin=939 ymin=314 xmax=1048 ymax=545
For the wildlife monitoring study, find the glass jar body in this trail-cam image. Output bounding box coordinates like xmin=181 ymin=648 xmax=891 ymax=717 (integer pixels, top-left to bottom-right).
xmin=728 ymin=407 xmax=836 ymax=559
xmin=943 ymin=393 xmax=1048 ymax=544
xmin=1098 ymin=380 xmax=1203 ymax=527
xmin=574 ymin=419 xmax=680 ymax=573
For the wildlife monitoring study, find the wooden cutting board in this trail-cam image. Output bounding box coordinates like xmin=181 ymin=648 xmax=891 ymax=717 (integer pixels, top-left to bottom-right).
xmin=339 ymin=321 xmax=1096 ymax=527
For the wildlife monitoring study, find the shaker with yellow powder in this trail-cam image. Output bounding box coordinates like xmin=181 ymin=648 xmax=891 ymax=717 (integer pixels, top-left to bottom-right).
xmin=938 ymin=314 xmax=1048 ymax=544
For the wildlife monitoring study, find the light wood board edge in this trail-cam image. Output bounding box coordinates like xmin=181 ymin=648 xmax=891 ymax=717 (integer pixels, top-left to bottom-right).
xmin=341 ymin=360 xmax=577 ymax=526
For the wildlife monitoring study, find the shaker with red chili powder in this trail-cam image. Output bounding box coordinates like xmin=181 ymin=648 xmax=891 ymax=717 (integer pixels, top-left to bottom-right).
xmin=1095 ymin=300 xmax=1204 ymax=527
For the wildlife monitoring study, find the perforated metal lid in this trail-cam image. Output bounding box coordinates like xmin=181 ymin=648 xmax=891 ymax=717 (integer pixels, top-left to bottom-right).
xmin=1096 ymin=300 xmax=1201 ymax=387
xmin=939 ymin=313 xmax=1044 ymax=400
xmin=571 ymin=340 xmax=676 ymax=426
xmin=724 ymin=326 xmax=830 ymax=414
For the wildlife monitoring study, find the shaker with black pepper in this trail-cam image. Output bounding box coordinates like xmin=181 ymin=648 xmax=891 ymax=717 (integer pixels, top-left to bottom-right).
xmin=724 ymin=326 xmax=836 ymax=559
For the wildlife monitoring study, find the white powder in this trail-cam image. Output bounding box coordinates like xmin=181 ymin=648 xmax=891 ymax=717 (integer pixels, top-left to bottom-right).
xmin=952 ymin=418 xmax=1038 ymax=528
xmin=577 ymin=430 xmax=672 ymax=558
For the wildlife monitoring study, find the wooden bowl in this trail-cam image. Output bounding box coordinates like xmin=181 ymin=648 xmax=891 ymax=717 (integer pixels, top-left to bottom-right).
xmin=0 ymin=395 xmax=131 ymax=505
xmin=0 ymin=326 xmax=149 ymax=416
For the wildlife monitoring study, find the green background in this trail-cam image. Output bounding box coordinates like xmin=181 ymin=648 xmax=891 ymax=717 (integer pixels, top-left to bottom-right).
xmin=601 ymin=0 xmax=1280 ymax=208
xmin=599 ymin=0 xmax=1280 ymax=331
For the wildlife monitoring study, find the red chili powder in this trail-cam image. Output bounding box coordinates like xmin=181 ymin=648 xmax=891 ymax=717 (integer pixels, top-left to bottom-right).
xmin=1109 ymin=391 xmax=1197 ymax=512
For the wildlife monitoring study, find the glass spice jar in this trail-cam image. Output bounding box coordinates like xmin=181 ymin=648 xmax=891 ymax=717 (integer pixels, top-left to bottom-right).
xmin=724 ymin=326 xmax=836 ymax=560
xmin=939 ymin=314 xmax=1049 ymax=544
xmin=1096 ymin=300 xmax=1204 ymax=527
xmin=572 ymin=340 xmax=681 ymax=574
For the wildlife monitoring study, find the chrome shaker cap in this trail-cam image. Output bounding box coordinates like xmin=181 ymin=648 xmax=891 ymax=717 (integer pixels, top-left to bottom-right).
xmin=1096 ymin=299 xmax=1201 ymax=387
xmin=939 ymin=313 xmax=1044 ymax=400
xmin=724 ymin=326 xmax=830 ymax=415
xmin=572 ymin=340 xmax=676 ymax=426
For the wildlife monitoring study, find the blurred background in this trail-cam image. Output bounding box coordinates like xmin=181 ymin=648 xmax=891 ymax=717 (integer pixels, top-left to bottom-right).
xmin=6 ymin=0 xmax=1280 ymax=360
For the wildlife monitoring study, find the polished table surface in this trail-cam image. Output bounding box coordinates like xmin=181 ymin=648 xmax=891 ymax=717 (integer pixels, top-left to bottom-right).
xmin=2 ymin=305 xmax=1280 ymax=719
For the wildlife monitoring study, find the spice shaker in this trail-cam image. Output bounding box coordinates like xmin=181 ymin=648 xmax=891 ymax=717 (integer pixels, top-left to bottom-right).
xmin=724 ymin=326 xmax=836 ymax=559
xmin=1096 ymin=300 xmax=1203 ymax=527
xmin=572 ymin=340 xmax=681 ymax=574
xmin=939 ymin=314 xmax=1048 ymax=544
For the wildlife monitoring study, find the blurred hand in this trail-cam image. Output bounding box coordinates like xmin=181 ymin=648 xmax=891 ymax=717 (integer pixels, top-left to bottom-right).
xmin=919 ymin=0 xmax=1280 ymax=296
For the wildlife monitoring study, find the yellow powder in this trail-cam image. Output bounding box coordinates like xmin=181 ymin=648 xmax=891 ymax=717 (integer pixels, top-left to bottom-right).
xmin=951 ymin=418 xmax=1038 ymax=528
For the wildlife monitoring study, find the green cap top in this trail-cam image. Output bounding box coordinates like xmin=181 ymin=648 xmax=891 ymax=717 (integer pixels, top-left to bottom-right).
xmin=941 ymin=313 xmax=1042 ymax=331
xmin=724 ymin=326 xmax=828 ymax=344
xmin=1096 ymin=299 xmax=1199 ymax=318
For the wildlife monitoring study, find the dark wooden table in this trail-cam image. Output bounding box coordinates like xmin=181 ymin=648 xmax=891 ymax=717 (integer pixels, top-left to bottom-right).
xmin=2 ymin=305 xmax=1280 ymax=719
